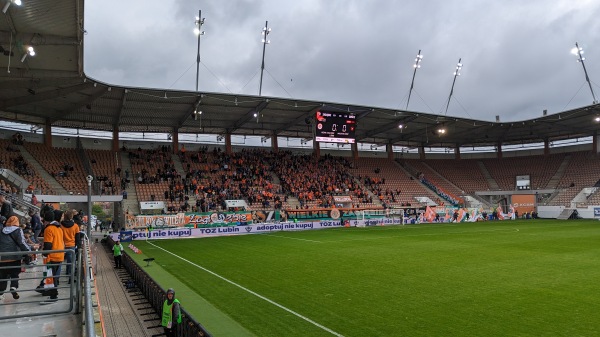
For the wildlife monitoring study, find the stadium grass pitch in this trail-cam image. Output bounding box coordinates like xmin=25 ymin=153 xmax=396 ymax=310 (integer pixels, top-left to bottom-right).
xmin=128 ymin=219 xmax=600 ymax=337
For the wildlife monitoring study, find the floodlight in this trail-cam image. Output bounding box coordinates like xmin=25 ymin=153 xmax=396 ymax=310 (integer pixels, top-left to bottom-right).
xmin=20 ymin=46 xmax=35 ymax=62
xmin=572 ymin=42 xmax=598 ymax=104
xmin=259 ymin=21 xmax=271 ymax=96
xmin=595 ymin=116 xmax=600 ymax=122
xmin=2 ymin=0 xmax=22 ymax=14
xmin=406 ymin=49 xmax=423 ymax=110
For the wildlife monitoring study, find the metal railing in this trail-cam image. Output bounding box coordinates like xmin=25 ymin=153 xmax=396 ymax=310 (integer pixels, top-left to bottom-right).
xmin=81 ymin=234 xmax=96 ymax=337
xmin=0 ymin=249 xmax=77 ymax=320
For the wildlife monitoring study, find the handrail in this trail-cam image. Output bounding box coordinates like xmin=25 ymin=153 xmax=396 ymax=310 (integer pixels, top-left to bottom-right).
xmin=81 ymin=233 xmax=96 ymax=337
xmin=0 ymin=249 xmax=76 ymax=320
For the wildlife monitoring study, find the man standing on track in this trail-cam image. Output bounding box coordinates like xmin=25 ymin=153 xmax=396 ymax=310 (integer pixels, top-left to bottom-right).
xmin=112 ymin=240 xmax=123 ymax=268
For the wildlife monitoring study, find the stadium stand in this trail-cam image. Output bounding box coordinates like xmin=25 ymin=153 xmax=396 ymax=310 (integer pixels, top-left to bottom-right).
xmin=86 ymin=149 xmax=122 ymax=195
xmin=400 ymin=159 xmax=464 ymax=204
xmin=547 ymin=151 xmax=600 ymax=206
xmin=347 ymin=157 xmax=433 ymax=208
xmin=23 ymin=143 xmax=88 ymax=195
xmin=422 ymin=159 xmax=491 ymax=194
xmin=0 ymin=139 xmax=53 ymax=194
xmin=481 ymin=153 xmax=565 ymax=190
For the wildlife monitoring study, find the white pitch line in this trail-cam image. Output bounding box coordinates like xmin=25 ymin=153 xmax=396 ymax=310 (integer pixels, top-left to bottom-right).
xmin=261 ymin=234 xmax=322 ymax=243
xmin=147 ymin=241 xmax=344 ymax=337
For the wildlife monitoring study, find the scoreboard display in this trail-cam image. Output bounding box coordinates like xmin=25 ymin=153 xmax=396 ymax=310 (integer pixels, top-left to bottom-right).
xmin=315 ymin=110 xmax=357 ymax=143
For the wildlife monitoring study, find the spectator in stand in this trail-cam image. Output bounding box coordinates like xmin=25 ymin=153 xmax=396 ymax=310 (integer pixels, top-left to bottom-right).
xmin=29 ymin=209 xmax=43 ymax=243
xmin=61 ymin=210 xmax=80 ymax=282
xmin=0 ymin=214 xmax=31 ymax=301
xmin=38 ymin=210 xmax=65 ymax=303
xmin=0 ymin=195 xmax=12 ymax=224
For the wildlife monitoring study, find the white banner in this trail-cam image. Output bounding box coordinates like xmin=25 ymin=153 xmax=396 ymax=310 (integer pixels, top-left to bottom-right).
xmin=110 ymin=217 xmax=411 ymax=241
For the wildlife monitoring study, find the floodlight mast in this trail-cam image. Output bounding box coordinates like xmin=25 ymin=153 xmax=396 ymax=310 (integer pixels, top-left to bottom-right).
xmin=444 ymin=58 xmax=462 ymax=115
xmin=572 ymin=42 xmax=598 ymax=104
xmin=259 ymin=21 xmax=271 ymax=96
xmin=406 ymin=49 xmax=423 ymax=110
xmin=194 ymin=10 xmax=205 ymax=92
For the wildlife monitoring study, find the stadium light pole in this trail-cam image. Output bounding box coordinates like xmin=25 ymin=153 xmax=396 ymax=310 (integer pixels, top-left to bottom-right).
xmin=571 ymin=42 xmax=598 ymax=104
xmin=406 ymin=49 xmax=423 ymax=110
xmin=259 ymin=21 xmax=271 ymax=96
xmin=194 ymin=10 xmax=205 ymax=92
xmin=86 ymin=175 xmax=93 ymax=239
xmin=444 ymin=58 xmax=462 ymax=115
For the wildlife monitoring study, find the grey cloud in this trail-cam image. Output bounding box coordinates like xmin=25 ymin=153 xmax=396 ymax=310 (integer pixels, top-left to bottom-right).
xmin=84 ymin=0 xmax=600 ymax=123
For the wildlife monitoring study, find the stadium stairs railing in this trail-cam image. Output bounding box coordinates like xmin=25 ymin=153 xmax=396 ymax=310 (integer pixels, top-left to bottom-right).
xmin=106 ymin=236 xmax=212 ymax=337
xmin=0 ymin=249 xmax=78 ymax=320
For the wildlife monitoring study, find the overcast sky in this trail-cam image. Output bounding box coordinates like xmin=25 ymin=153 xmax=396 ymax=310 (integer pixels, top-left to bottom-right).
xmin=83 ymin=0 xmax=600 ymax=123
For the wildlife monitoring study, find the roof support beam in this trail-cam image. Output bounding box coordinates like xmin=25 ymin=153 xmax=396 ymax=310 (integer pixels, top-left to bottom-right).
xmin=356 ymin=115 xmax=418 ymax=142
xmin=272 ymin=107 xmax=320 ymax=135
xmin=49 ymin=87 xmax=109 ymax=123
xmin=176 ymin=96 xmax=202 ymax=129
xmin=0 ymin=32 xmax=80 ymax=46
xmin=114 ymin=89 xmax=128 ymax=127
xmin=229 ymin=100 xmax=269 ymax=133
xmin=0 ymin=83 xmax=91 ymax=109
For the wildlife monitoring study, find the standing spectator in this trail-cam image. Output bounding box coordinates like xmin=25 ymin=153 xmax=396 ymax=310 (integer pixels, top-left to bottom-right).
xmin=112 ymin=240 xmax=124 ymax=269
xmin=39 ymin=210 xmax=65 ymax=303
xmin=29 ymin=210 xmax=43 ymax=243
xmin=0 ymin=214 xmax=31 ymax=301
xmin=0 ymin=195 xmax=12 ymax=224
xmin=61 ymin=210 xmax=80 ymax=283
xmin=161 ymin=288 xmax=182 ymax=337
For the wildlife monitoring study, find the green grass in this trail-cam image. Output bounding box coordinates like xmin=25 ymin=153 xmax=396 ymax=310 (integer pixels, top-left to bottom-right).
xmin=128 ymin=219 xmax=600 ymax=337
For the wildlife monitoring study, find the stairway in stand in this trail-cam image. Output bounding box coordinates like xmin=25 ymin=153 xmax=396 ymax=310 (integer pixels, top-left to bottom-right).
xmin=477 ymin=161 xmax=500 ymax=190
xmin=171 ymin=153 xmax=196 ymax=207
xmin=119 ymin=151 xmax=140 ymax=215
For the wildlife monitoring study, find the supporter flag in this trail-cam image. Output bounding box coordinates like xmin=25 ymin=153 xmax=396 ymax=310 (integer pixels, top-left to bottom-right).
xmin=497 ymin=205 xmax=505 ymax=220
xmin=43 ymin=258 xmax=54 ymax=288
xmin=424 ymin=206 xmax=436 ymax=222
xmin=458 ymin=208 xmax=466 ymax=222
xmin=444 ymin=208 xmax=452 ymax=222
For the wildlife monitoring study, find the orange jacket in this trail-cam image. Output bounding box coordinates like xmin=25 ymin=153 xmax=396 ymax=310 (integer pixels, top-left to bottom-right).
xmin=43 ymin=222 xmax=65 ymax=262
xmin=61 ymin=220 xmax=80 ymax=248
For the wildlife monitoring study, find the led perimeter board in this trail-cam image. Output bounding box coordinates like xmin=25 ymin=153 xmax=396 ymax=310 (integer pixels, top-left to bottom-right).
xmin=315 ymin=110 xmax=357 ymax=143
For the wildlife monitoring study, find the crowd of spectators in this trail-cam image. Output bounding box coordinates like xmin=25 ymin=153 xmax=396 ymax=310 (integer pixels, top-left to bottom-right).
xmin=272 ymin=153 xmax=375 ymax=209
xmin=131 ymin=148 xmax=386 ymax=213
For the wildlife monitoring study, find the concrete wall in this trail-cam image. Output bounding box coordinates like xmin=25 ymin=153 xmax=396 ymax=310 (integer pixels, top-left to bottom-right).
xmin=538 ymin=205 xmax=600 ymax=219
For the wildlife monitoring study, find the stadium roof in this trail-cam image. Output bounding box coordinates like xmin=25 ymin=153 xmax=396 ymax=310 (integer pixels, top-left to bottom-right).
xmin=1 ymin=0 xmax=599 ymax=149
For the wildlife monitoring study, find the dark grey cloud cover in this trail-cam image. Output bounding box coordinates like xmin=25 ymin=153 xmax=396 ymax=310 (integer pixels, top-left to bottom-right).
xmin=83 ymin=0 xmax=600 ymax=122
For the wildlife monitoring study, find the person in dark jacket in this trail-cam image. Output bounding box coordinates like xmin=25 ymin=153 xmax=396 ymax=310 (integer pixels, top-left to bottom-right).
xmin=0 ymin=196 xmax=13 ymax=224
xmin=29 ymin=209 xmax=43 ymax=243
xmin=0 ymin=214 xmax=31 ymax=301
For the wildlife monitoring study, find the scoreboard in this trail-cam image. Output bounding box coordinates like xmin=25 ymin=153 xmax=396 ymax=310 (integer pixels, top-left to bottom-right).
xmin=314 ymin=110 xmax=357 ymax=144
